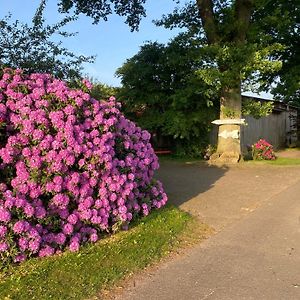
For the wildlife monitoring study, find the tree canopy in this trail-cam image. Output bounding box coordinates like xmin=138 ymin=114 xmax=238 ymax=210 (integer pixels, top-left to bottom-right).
xmin=58 ymin=0 xmax=146 ymax=31
xmin=55 ymin=0 xmax=298 ymax=104
xmin=254 ymin=0 xmax=300 ymax=104
xmin=117 ymin=37 xmax=219 ymax=156
xmin=156 ymin=1 xmax=284 ymax=93
xmin=159 ymin=1 xmax=299 ymax=105
xmin=117 ymin=0 xmax=295 ymax=158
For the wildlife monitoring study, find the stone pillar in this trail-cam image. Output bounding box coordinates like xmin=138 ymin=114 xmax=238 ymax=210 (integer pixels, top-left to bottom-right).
xmin=210 ymin=119 xmax=245 ymax=163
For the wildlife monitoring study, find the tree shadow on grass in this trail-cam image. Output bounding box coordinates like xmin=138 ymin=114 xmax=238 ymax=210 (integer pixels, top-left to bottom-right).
xmin=156 ymin=160 xmax=228 ymax=207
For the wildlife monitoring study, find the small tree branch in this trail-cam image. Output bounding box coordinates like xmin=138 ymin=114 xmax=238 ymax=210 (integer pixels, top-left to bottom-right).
xmin=196 ymin=0 xmax=220 ymax=44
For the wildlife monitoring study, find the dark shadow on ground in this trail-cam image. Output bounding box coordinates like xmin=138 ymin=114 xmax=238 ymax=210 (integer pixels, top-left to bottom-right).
xmin=156 ymin=160 xmax=228 ymax=207
xmin=155 ymin=160 xmax=300 ymax=231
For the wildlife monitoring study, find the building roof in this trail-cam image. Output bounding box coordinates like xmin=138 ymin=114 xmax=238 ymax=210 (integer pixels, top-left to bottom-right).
xmin=242 ymin=95 xmax=299 ymax=112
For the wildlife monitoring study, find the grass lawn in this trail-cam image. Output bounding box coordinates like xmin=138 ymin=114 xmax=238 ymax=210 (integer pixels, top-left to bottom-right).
xmin=0 ymin=205 xmax=211 ymax=300
xmin=281 ymin=147 xmax=300 ymax=151
xmin=158 ymin=153 xmax=300 ymax=166
xmin=246 ymin=157 xmax=300 ymax=166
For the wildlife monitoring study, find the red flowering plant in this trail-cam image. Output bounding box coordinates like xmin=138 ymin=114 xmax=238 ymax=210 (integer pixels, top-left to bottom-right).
xmin=252 ymin=139 xmax=276 ymax=160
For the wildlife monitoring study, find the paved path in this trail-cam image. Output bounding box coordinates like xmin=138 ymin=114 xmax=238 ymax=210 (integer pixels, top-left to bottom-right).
xmin=113 ymin=162 xmax=300 ymax=300
xmin=157 ymin=161 xmax=300 ymax=231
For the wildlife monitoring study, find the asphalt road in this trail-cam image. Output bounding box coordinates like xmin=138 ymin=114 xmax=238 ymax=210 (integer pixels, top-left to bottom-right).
xmin=113 ymin=162 xmax=300 ymax=300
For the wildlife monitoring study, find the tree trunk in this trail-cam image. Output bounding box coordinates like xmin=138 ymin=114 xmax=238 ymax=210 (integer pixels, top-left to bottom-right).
xmin=211 ymin=83 xmax=242 ymax=163
xmin=195 ymin=0 xmax=253 ymax=163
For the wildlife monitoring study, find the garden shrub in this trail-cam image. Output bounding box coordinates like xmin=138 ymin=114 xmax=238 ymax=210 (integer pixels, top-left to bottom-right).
xmin=252 ymin=139 xmax=276 ymax=160
xmin=0 ymin=68 xmax=167 ymax=267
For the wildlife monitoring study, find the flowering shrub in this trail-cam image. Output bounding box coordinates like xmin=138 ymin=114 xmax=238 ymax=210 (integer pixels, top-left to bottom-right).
xmin=0 ymin=68 xmax=167 ymax=266
xmin=252 ymin=139 xmax=276 ymax=160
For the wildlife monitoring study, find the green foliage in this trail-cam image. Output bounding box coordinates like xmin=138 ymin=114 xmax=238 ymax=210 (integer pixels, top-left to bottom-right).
xmin=221 ymin=107 xmax=239 ymax=119
xmin=54 ymin=0 xmax=298 ymax=103
xmin=116 ymin=39 xmax=219 ymax=157
xmin=0 ymin=0 xmax=94 ymax=80
xmin=58 ymin=0 xmax=146 ymax=31
xmin=116 ymin=0 xmax=288 ymax=155
xmin=252 ymin=0 xmax=300 ymax=104
xmin=90 ymin=81 xmax=118 ymax=100
xmin=242 ymin=98 xmax=274 ymax=119
xmin=0 ymin=206 xmax=210 ymax=300
xmin=155 ymin=1 xmax=295 ymax=102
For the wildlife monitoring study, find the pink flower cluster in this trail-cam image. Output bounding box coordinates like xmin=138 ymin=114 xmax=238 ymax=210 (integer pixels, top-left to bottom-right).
xmin=252 ymin=139 xmax=276 ymax=160
xmin=0 ymin=68 xmax=167 ymax=265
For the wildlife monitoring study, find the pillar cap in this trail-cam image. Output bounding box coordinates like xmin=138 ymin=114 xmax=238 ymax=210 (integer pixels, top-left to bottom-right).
xmin=212 ymin=118 xmax=245 ymax=125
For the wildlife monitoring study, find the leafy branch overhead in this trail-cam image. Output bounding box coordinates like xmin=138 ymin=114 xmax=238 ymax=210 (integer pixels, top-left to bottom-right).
xmin=55 ymin=0 xmax=298 ymax=103
xmin=0 ymin=0 xmax=95 ymax=80
xmin=58 ymin=0 xmax=147 ymax=31
xmin=155 ymin=1 xmax=298 ymax=103
xmin=242 ymin=99 xmax=274 ymax=119
xmin=47 ymin=0 xmax=300 ymax=105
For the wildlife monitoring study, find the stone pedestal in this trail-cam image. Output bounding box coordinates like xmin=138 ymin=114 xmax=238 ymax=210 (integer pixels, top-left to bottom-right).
xmin=210 ymin=119 xmax=245 ymax=164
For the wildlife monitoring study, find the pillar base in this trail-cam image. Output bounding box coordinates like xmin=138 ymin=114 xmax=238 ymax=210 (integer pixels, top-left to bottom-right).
xmin=209 ymin=151 xmax=241 ymax=164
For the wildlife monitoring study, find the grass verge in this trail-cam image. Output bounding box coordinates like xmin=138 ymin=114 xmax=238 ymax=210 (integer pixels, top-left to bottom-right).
xmin=281 ymin=147 xmax=300 ymax=151
xmin=0 ymin=205 xmax=211 ymax=300
xmin=246 ymin=157 xmax=300 ymax=166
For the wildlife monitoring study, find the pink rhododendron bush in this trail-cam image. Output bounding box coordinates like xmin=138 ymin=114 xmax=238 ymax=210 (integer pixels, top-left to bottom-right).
xmin=0 ymin=68 xmax=167 ymax=266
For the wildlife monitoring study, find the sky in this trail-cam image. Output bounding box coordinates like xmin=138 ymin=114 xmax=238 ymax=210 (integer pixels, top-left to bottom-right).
xmin=0 ymin=0 xmax=181 ymax=86
xmin=0 ymin=0 xmax=272 ymax=99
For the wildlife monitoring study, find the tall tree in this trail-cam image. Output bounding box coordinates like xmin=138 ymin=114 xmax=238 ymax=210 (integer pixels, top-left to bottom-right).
xmin=117 ymin=34 xmax=274 ymax=157
xmin=155 ymin=0 xmax=283 ymax=162
xmin=198 ymin=0 xmax=253 ymax=162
